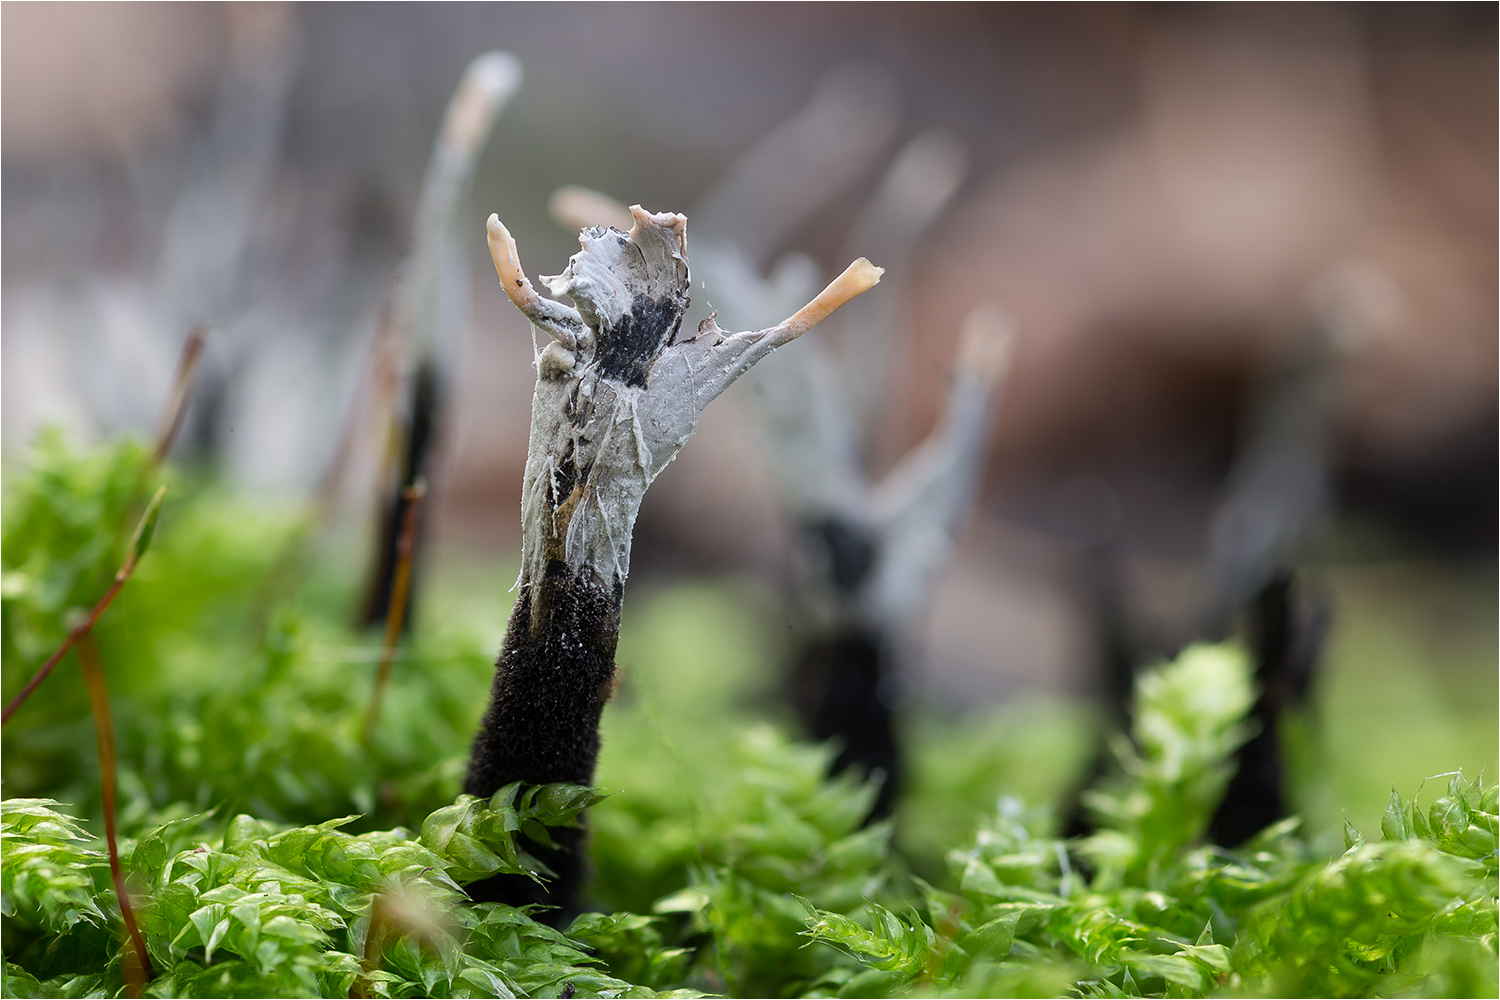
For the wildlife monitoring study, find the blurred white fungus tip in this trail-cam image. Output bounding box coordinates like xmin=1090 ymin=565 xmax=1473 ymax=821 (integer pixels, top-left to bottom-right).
xmin=442 ymin=52 xmax=522 ymax=152
xmin=549 ymin=185 xmax=634 ymax=233
xmin=466 ymin=51 xmax=523 ymax=97
xmin=883 ymin=131 xmax=970 ymax=215
xmin=1309 ymin=259 xmax=1403 ymax=354
xmin=958 ymin=304 xmax=1018 ymax=382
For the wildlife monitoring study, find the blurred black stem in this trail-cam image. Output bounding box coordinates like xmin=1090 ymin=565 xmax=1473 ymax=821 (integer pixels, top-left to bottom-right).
xmin=364 ymin=479 xmax=427 ymax=744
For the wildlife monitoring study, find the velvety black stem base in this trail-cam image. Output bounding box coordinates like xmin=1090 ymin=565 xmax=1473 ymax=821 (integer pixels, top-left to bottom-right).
xmin=787 ymin=516 xmax=901 ymax=822
xmin=464 ymin=567 xmax=621 ymax=919
xmin=362 ymin=361 xmax=441 ymax=630
xmin=1061 ymin=560 xmax=1325 ymax=847
xmin=1062 ymin=543 xmax=1137 ymax=839
xmin=1208 ymin=569 xmax=1325 ymax=846
xmin=793 ymin=629 xmax=902 ymax=821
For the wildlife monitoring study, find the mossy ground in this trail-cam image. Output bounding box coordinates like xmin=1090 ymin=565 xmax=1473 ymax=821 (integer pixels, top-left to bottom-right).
xmin=2 ymin=435 xmax=1495 ymax=997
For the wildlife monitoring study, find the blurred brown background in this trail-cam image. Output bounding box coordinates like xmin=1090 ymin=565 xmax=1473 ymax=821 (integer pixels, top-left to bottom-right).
xmin=3 ymin=3 xmax=1494 ymax=715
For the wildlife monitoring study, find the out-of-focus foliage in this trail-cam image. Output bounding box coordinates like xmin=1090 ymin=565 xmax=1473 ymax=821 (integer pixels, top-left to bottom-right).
xmin=1 ymin=433 xmax=497 ymax=831
xmin=2 ymin=430 xmax=152 ymax=798
xmin=1078 ymin=645 xmax=1255 ymax=879
xmin=794 ymin=653 xmax=1497 ymax=998
xmin=596 ymin=727 xmax=896 ymax=996
xmin=2 ymin=433 xmax=1495 ymax=998
xmin=1312 ymin=561 xmax=1500 ymax=836
xmin=897 ymin=699 xmax=1093 ymax=882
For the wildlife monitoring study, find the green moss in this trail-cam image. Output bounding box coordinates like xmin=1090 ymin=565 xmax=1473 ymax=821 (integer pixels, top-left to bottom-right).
xmin=2 ymin=433 xmax=1494 ymax=998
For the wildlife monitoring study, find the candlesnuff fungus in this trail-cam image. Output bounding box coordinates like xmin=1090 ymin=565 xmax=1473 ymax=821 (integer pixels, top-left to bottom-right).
xmin=362 ymin=52 xmax=521 ymax=632
xmin=1065 ymin=268 xmax=1354 ymax=843
xmin=725 ymin=302 xmax=1011 ymax=821
xmin=1207 ymin=567 xmax=1324 ymax=846
xmin=465 ymin=206 xmax=881 ymax=912
xmin=662 ymin=65 xmax=998 ymax=820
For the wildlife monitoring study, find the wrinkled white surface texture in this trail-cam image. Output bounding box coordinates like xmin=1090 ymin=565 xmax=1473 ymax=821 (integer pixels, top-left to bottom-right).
xmin=515 ymin=211 xmax=812 ymax=591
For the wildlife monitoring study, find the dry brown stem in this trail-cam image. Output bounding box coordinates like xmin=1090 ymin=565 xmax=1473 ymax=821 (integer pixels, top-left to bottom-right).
xmin=149 ymin=324 xmax=209 ymax=468
xmin=76 ymin=634 xmax=153 ymax=993
xmin=363 ymin=478 xmax=426 ymax=743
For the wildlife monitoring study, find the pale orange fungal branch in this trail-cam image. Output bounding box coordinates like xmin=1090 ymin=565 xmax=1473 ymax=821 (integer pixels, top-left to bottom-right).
xmin=487 ymin=213 xmax=541 ymax=312
xmin=486 ymin=213 xmax=587 ymax=349
xmin=549 ymin=185 xmax=635 ymax=233
xmin=773 ymin=257 xmax=884 ymax=343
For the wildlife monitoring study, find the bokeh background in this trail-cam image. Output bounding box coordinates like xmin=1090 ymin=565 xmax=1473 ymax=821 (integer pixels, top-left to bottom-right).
xmin=3 ymin=2 xmax=1495 ymax=835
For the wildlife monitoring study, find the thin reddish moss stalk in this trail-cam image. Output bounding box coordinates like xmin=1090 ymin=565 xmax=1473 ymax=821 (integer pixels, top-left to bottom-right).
xmin=2 ymin=487 xmax=167 ymax=727
xmin=149 ymin=324 xmax=208 ymax=469
xmin=354 ymin=890 xmax=450 ymax=998
xmin=76 ymin=634 xmax=153 ymax=992
xmin=364 ymin=479 xmax=426 ymax=743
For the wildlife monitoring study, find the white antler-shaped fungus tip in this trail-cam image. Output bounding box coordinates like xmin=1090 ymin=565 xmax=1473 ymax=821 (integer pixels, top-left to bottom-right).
xmin=441 ymin=53 xmax=522 ymax=156
xmin=548 ymin=186 xmax=635 ymax=233
xmin=627 ymin=204 xmax=687 ymax=243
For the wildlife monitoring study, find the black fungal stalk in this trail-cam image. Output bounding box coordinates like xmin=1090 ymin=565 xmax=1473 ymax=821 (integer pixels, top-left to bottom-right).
xmin=552 ymin=162 xmax=1011 ymax=825
xmin=1066 ymin=264 xmax=1380 ymax=844
xmin=1207 ymin=567 xmax=1326 ymax=846
xmin=663 ymin=68 xmax=1006 ymax=820
xmin=765 ymin=306 xmax=1013 ymax=823
xmin=361 ymin=52 xmax=520 ymax=633
xmin=465 ymin=206 xmax=882 ymax=913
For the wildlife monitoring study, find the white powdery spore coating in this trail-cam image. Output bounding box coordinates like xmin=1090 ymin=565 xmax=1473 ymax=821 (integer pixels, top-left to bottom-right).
xmin=542 ymin=216 xmax=688 ymax=333
xmin=505 ymin=207 xmax=878 ymax=593
xmin=517 ymin=212 xmax=746 ymax=590
xmin=519 ymin=337 xmax=741 ymax=591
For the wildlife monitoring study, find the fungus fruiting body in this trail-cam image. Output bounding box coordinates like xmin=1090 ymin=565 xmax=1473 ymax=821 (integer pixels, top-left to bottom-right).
xmin=465 ymin=206 xmax=880 ymax=911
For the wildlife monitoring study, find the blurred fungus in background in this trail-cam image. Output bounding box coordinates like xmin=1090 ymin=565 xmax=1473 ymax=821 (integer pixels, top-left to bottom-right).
xmin=2 ymin=3 xmax=1494 ymax=837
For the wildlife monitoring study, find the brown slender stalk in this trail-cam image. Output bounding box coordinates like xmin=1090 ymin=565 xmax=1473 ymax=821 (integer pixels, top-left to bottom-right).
xmin=76 ymin=634 xmax=153 ymax=993
xmin=150 ymin=324 xmax=209 ymax=469
xmin=363 ymin=479 xmax=426 ymax=743
xmin=322 ymin=303 xmax=404 ymax=528
xmin=350 ymin=896 xmax=393 ymax=999
xmin=352 ymin=888 xmax=452 ymax=999
xmin=353 ymin=894 xmax=400 ymax=999
xmin=2 ymin=487 xmax=167 ymax=727
xmin=114 ymin=325 xmax=201 ymax=547
xmin=1 ymin=576 xmax=128 ymax=727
